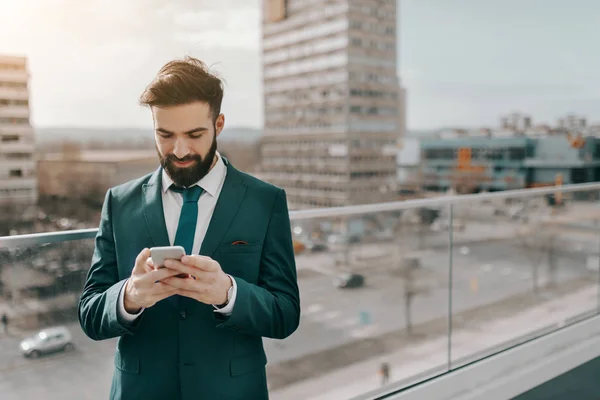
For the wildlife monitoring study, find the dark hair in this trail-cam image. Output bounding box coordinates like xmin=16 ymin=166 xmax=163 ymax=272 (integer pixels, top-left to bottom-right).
xmin=139 ymin=56 xmax=224 ymax=123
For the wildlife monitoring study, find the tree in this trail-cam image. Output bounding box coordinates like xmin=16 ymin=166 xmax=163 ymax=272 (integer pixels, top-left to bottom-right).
xmin=392 ymin=256 xmax=429 ymax=336
xmin=520 ymin=226 xmax=559 ymax=294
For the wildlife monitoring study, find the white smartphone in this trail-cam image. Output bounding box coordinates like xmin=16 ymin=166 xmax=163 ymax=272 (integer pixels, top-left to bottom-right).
xmin=150 ymin=246 xmax=187 ymax=277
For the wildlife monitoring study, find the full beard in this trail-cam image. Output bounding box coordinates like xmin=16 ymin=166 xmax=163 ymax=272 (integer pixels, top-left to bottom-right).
xmin=157 ymin=135 xmax=217 ymax=188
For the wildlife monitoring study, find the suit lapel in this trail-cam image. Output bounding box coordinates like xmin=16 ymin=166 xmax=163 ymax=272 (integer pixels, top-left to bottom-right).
xmin=200 ymin=158 xmax=247 ymax=257
xmin=142 ymin=167 xmax=171 ymax=248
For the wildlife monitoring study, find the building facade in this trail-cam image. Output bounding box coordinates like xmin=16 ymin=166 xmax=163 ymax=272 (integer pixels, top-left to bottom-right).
xmin=259 ymin=0 xmax=405 ymax=209
xmin=37 ymin=150 xmax=158 ymax=201
xmin=420 ymin=135 xmax=600 ymax=193
xmin=0 ymin=55 xmax=37 ymax=204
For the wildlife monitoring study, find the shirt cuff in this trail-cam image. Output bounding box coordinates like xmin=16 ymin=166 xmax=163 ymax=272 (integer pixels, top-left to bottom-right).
xmin=213 ymin=275 xmax=237 ymax=316
xmin=118 ymin=279 xmax=144 ymax=322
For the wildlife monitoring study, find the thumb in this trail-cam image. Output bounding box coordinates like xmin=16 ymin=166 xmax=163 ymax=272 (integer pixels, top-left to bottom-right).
xmin=135 ymin=248 xmax=151 ymax=271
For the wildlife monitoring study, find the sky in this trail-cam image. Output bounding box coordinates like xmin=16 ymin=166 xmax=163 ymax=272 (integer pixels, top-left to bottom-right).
xmin=0 ymin=0 xmax=599 ymax=130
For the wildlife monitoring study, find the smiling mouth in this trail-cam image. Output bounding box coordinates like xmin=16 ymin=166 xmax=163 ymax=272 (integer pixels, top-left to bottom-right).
xmin=173 ymin=160 xmax=195 ymax=167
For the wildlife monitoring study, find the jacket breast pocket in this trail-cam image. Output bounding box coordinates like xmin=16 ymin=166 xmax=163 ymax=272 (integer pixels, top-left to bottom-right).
xmin=114 ymin=350 xmax=140 ymax=374
xmin=217 ymin=252 xmax=262 ymax=284
xmin=216 ymin=242 xmax=262 ymax=255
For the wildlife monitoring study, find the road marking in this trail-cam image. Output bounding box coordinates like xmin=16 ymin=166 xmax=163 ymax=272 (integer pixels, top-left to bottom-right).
xmin=481 ymin=264 xmax=493 ymax=272
xmin=501 ymin=267 xmax=512 ymax=275
xmin=303 ymin=304 xmax=323 ymax=315
xmin=349 ymin=325 xmax=379 ymax=339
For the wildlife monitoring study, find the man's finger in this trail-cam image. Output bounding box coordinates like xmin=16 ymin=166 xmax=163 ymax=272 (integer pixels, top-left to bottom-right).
xmin=145 ymin=267 xmax=186 ymax=283
xmin=180 ymin=255 xmax=219 ymax=272
xmin=144 ymin=257 xmax=155 ymax=272
xmin=160 ymin=275 xmax=199 ymax=291
xmin=148 ymin=282 xmax=180 ymax=297
xmin=163 ymin=259 xmax=200 ymax=276
xmin=135 ymin=248 xmax=151 ymax=271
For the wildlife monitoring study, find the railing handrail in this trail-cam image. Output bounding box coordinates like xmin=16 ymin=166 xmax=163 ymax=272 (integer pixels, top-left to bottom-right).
xmin=1 ymin=182 xmax=598 ymax=248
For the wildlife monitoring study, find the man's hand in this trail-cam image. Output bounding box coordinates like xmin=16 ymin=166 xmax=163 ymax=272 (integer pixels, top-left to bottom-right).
xmin=161 ymin=255 xmax=232 ymax=305
xmin=123 ymin=248 xmax=182 ymax=313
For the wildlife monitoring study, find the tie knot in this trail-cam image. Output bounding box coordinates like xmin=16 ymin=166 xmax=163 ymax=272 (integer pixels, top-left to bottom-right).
xmin=170 ymin=185 xmax=204 ymax=203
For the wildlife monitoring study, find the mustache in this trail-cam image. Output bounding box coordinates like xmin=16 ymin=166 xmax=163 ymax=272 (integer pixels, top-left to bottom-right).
xmin=165 ymin=154 xmax=201 ymax=164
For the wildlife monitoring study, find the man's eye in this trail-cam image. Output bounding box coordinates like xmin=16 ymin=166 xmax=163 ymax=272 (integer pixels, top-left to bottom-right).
xmin=190 ymin=134 xmax=202 ymax=139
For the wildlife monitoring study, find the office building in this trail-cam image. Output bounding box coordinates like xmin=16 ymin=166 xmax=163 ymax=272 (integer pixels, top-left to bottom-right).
xmin=0 ymin=55 xmax=37 ymax=203
xmin=259 ymin=0 xmax=405 ymax=209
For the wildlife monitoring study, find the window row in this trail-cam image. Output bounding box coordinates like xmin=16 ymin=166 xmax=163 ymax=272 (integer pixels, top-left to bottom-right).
xmin=264 ymin=1 xmax=348 ymax=35
xmin=350 ymin=88 xmax=398 ymax=100
xmin=350 ymin=138 xmax=396 ymax=148
xmin=263 ymin=19 xmax=348 ymax=50
xmin=350 ymin=37 xmax=395 ymax=52
xmin=262 ymin=139 xmax=345 ymax=149
xmin=264 ymin=70 xmax=347 ymax=93
xmin=264 ymin=35 xmax=348 ymax=65
xmin=1 ymin=135 xmax=20 ymax=142
xmin=423 ymin=147 xmax=527 ymax=161
xmin=349 ymin=71 xmax=397 ymax=85
xmin=266 ymin=87 xmax=345 ymax=105
xmin=0 ymin=117 xmax=29 ymax=124
xmin=267 ymin=105 xmax=344 ymax=122
xmin=348 ymin=120 xmax=398 ymax=132
xmin=349 ymin=55 xmax=396 ymax=68
xmin=0 ymin=99 xmax=28 ymax=106
xmin=350 ymin=3 xmax=396 ymax=20
xmin=0 ymin=81 xmax=27 ymax=89
xmin=1 ymin=152 xmax=32 ymax=160
xmin=264 ymin=52 xmax=347 ymax=79
xmin=350 ymin=170 xmax=396 ymax=179
xmin=267 ymin=87 xmax=347 ymax=104
xmin=349 ymin=105 xmax=398 ymax=116
xmin=266 ymin=123 xmax=347 ymax=133
xmin=0 ymin=63 xmax=25 ymax=71
xmin=349 ymin=20 xmax=395 ymax=36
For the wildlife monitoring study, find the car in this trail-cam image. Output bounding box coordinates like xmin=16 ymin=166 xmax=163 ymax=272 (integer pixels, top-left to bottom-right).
xmin=305 ymin=240 xmax=328 ymax=253
xmin=334 ymin=273 xmax=365 ymax=289
xmin=19 ymin=326 xmax=74 ymax=358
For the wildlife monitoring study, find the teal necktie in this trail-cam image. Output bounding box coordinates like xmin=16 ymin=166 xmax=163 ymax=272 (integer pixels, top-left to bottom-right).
xmin=169 ymin=185 xmax=204 ymax=307
xmin=170 ymin=185 xmax=204 ymax=255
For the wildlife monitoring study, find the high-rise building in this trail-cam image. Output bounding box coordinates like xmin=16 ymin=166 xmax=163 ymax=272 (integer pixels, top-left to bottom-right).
xmin=0 ymin=55 xmax=37 ymax=204
xmin=259 ymin=0 xmax=405 ymax=209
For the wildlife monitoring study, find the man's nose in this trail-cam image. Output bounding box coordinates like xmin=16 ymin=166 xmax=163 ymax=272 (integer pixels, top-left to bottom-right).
xmin=172 ymin=139 xmax=190 ymax=159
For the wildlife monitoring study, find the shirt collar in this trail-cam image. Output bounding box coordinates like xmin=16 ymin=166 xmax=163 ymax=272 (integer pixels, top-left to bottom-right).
xmin=161 ymin=152 xmax=225 ymax=197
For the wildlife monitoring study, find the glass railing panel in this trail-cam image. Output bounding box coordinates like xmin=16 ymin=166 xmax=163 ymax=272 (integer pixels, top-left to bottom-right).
xmin=270 ymin=209 xmax=451 ymax=399
xmin=449 ymin=189 xmax=600 ymax=368
xmin=0 ymin=237 xmax=115 ymax=400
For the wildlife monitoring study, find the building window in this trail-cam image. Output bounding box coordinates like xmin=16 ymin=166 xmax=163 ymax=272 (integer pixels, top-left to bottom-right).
xmin=1 ymin=135 xmax=19 ymax=142
xmin=9 ymin=169 xmax=23 ymax=177
xmin=509 ymin=148 xmax=525 ymax=160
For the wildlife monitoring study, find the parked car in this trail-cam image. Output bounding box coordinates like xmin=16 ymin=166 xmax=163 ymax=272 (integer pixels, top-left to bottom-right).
xmin=19 ymin=326 xmax=74 ymax=358
xmin=333 ymin=273 xmax=365 ymax=289
xmin=305 ymin=240 xmax=328 ymax=253
xmin=327 ymin=234 xmax=361 ymax=246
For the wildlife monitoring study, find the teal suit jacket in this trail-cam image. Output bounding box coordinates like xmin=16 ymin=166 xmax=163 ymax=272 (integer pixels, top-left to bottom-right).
xmin=78 ymin=158 xmax=300 ymax=400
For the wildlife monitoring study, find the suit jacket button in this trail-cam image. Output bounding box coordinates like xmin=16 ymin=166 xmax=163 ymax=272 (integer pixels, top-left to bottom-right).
xmin=180 ymin=310 xmax=187 ymax=320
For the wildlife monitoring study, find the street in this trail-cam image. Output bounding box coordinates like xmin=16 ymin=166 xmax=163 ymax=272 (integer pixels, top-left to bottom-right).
xmin=0 ymin=229 xmax=596 ymax=399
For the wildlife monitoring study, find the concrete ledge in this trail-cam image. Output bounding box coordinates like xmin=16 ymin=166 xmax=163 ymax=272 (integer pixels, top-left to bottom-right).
xmin=357 ymin=313 xmax=600 ymax=400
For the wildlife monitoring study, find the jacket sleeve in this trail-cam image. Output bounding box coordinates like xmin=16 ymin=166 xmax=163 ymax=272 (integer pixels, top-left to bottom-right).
xmin=215 ymin=189 xmax=301 ymax=339
xmin=78 ymin=188 xmax=142 ymax=340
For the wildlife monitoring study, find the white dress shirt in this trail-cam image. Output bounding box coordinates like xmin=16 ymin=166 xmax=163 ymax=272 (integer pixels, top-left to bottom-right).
xmin=118 ymin=152 xmax=237 ymax=321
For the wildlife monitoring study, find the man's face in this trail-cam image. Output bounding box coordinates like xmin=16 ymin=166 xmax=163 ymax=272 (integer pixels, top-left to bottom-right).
xmin=152 ymin=101 xmax=224 ymax=187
